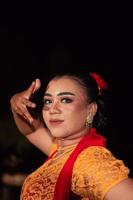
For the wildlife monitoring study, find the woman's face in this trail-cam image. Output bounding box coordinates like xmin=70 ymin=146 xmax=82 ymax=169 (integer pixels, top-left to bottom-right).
xmin=42 ymin=77 xmax=92 ymax=139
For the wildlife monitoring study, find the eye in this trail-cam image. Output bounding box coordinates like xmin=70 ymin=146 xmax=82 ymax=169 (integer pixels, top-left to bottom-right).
xmin=43 ymin=99 xmax=52 ymax=105
xmin=61 ymin=98 xmax=73 ymax=103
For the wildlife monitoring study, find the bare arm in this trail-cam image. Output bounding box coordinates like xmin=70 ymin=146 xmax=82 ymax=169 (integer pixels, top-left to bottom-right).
xmin=10 ymin=79 xmax=53 ymax=156
xmin=104 ymin=178 xmax=133 ymax=200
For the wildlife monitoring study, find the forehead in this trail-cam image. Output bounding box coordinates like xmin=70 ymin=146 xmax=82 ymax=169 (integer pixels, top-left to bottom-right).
xmin=46 ymin=77 xmax=85 ymax=95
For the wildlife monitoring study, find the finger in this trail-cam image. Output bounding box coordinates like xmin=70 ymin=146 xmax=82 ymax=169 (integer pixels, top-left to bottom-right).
xmin=22 ymin=98 xmax=36 ymax=108
xmin=22 ymin=108 xmax=34 ymax=124
xmin=14 ymin=105 xmax=28 ymax=121
xmin=17 ymin=103 xmax=34 ymax=124
xmin=13 ymin=102 xmax=34 ymax=124
xmin=32 ymin=78 xmax=41 ymax=94
xmin=25 ymin=81 xmax=36 ymax=100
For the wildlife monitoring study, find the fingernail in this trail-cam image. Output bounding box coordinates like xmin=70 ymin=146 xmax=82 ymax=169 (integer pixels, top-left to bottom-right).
xmin=32 ymin=103 xmax=36 ymax=108
xmin=29 ymin=118 xmax=33 ymax=124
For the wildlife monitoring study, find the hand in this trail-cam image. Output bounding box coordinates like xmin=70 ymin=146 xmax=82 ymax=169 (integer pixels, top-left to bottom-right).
xmin=10 ymin=79 xmax=41 ymax=124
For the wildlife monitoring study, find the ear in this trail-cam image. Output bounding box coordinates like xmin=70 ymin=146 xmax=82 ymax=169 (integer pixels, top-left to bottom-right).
xmin=87 ymin=102 xmax=98 ymax=116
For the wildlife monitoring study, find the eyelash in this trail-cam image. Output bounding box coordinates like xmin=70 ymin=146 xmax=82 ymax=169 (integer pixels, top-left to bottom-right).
xmin=43 ymin=99 xmax=52 ymax=105
xmin=61 ymin=98 xmax=73 ymax=103
xmin=43 ymin=97 xmax=73 ymax=105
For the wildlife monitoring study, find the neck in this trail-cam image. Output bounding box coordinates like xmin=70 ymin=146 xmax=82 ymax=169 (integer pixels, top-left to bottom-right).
xmin=57 ymin=128 xmax=90 ymax=148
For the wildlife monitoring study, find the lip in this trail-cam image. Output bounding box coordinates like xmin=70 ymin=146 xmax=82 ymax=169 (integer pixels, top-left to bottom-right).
xmin=49 ymin=119 xmax=64 ymax=126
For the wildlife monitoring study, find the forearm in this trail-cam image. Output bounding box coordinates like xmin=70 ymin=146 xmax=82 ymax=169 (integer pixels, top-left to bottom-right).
xmin=26 ymin=125 xmax=53 ymax=155
xmin=104 ymin=178 xmax=133 ymax=200
xmin=11 ymin=106 xmax=53 ymax=155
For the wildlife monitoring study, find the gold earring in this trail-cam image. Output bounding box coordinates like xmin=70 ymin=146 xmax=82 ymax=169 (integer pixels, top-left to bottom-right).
xmin=86 ymin=113 xmax=94 ymax=127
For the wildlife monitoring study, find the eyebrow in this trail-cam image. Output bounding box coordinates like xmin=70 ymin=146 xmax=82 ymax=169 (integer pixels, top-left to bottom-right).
xmin=44 ymin=92 xmax=75 ymax=96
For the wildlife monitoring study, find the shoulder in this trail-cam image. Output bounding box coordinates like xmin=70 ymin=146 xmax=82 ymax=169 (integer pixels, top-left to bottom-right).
xmin=72 ymin=146 xmax=129 ymax=199
xmin=74 ymin=146 xmax=129 ymax=175
xmin=75 ymin=146 xmax=115 ymax=164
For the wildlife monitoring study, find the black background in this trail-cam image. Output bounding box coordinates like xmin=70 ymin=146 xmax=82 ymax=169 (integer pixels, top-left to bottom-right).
xmin=0 ymin=2 xmax=133 ymax=176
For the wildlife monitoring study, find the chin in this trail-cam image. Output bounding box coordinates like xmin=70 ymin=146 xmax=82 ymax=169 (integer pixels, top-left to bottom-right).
xmin=50 ymin=130 xmax=67 ymax=138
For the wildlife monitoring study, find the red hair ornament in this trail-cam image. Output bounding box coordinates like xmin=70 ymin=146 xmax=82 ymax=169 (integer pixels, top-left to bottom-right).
xmin=90 ymin=72 xmax=109 ymax=94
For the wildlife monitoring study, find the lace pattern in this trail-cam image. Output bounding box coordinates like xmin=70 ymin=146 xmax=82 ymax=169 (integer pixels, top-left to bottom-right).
xmin=21 ymin=146 xmax=129 ymax=200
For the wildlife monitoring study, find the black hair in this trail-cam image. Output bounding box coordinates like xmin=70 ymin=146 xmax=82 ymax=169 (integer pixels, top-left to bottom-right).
xmin=46 ymin=70 xmax=110 ymax=133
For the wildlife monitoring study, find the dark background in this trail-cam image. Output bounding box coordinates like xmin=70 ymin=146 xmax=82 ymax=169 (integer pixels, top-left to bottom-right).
xmin=0 ymin=3 xmax=133 ymax=199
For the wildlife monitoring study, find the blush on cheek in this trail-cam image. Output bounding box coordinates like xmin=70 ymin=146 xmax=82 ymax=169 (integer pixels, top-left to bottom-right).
xmin=43 ymin=105 xmax=50 ymax=111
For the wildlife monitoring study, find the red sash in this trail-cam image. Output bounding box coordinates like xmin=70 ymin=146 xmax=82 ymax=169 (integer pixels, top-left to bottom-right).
xmin=48 ymin=128 xmax=106 ymax=200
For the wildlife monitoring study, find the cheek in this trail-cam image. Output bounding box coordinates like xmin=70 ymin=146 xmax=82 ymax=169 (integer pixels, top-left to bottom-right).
xmin=65 ymin=103 xmax=87 ymax=122
xmin=67 ymin=102 xmax=87 ymax=113
xmin=42 ymin=110 xmax=48 ymax=124
xmin=64 ymin=109 xmax=87 ymax=134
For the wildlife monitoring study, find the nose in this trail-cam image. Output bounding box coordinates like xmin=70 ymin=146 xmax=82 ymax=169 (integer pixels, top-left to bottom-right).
xmin=49 ymin=100 xmax=61 ymax=114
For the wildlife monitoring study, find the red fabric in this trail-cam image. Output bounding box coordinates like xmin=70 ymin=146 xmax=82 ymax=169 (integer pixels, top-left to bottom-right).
xmin=90 ymin=72 xmax=109 ymax=90
xmin=49 ymin=128 xmax=106 ymax=200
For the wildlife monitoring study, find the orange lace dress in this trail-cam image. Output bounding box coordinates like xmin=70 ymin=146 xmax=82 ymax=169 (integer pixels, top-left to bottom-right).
xmin=20 ymin=144 xmax=129 ymax=200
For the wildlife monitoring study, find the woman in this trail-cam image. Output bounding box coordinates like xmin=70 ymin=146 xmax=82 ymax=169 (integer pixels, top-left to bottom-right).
xmin=10 ymin=71 xmax=133 ymax=200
